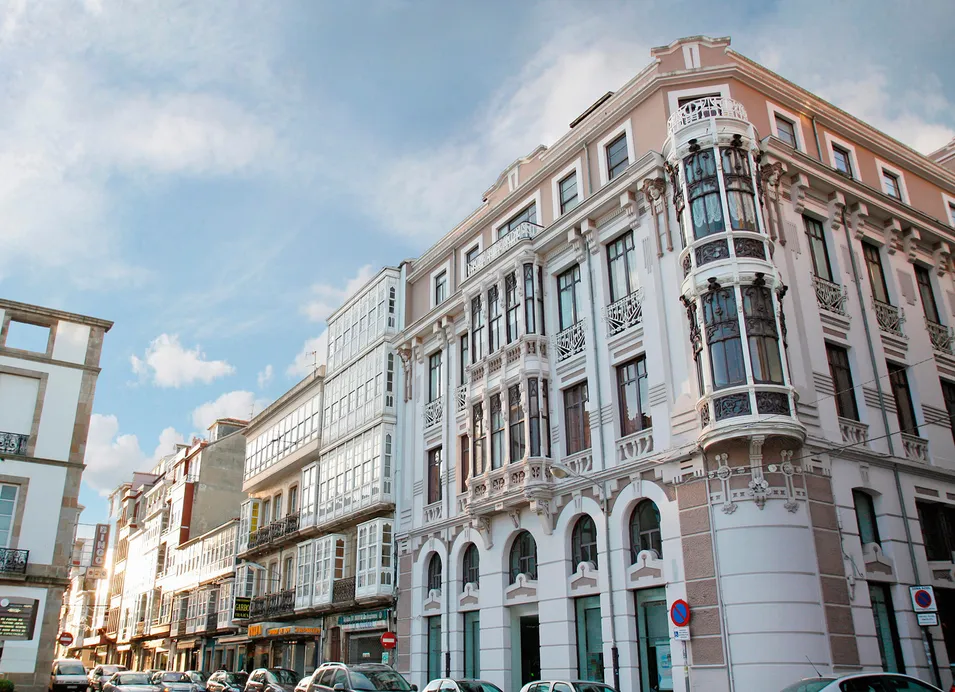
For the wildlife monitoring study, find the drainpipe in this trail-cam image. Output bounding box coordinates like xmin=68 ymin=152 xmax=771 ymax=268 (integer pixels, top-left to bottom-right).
xmin=598 ymin=485 xmax=620 ymax=691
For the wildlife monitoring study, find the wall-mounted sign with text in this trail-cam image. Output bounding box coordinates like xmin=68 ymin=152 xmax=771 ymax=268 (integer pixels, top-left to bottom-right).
xmin=0 ymin=597 xmax=39 ymax=641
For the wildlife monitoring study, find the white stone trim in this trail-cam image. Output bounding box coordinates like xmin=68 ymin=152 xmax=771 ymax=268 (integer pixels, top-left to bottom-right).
xmin=551 ymin=157 xmax=584 ymax=220
xmin=873 ymin=157 xmax=910 ymax=205
xmin=681 ymin=43 xmax=701 ymax=70
xmin=429 ymin=259 xmax=452 ymax=310
xmin=766 ymin=101 xmax=806 ymax=152
xmin=943 ymin=192 xmax=955 ymax=229
xmin=460 ymin=237 xmax=484 ymax=280
xmin=666 ymin=83 xmax=731 ymax=123
xmin=492 ymin=190 xmax=543 ymax=239
xmin=596 ymin=118 xmax=636 ymax=187
xmin=823 ymin=131 xmax=861 ymax=180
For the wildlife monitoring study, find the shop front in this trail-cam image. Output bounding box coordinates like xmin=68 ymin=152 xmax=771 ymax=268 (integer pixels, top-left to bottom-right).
xmin=173 ymin=638 xmax=200 ymax=671
xmin=246 ymin=622 xmax=322 ymax=676
xmin=211 ymin=633 xmax=250 ymax=673
xmin=334 ymin=609 xmax=391 ymax=666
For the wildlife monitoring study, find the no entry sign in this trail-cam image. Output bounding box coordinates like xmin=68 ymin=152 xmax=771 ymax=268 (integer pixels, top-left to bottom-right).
xmin=670 ymin=599 xmax=691 ymax=627
xmin=58 ymin=631 xmax=74 ymax=647
xmin=380 ymin=631 xmax=397 ymax=650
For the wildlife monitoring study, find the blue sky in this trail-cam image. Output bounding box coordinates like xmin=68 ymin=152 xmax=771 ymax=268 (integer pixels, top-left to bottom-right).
xmin=1 ymin=0 xmax=951 ymax=524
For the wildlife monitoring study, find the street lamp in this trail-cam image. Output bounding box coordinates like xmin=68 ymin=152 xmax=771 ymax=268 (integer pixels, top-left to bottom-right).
xmin=548 ymin=462 xmax=620 ymax=692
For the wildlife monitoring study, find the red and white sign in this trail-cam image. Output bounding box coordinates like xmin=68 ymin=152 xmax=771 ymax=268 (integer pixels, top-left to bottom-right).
xmin=58 ymin=632 xmax=74 ymax=647
xmin=91 ymin=524 xmax=110 ymax=568
xmin=910 ymin=586 xmax=937 ymax=613
xmin=669 ymin=599 xmax=691 ymax=627
xmin=380 ymin=631 xmax=397 ymax=650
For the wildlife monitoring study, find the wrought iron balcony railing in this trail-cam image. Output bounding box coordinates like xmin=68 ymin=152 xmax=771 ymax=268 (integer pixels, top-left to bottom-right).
xmin=466 ymin=222 xmax=542 ymax=277
xmin=926 ymin=319 xmax=955 ymax=355
xmin=0 ymin=548 xmax=29 ymax=574
xmin=424 ymin=397 xmax=443 ymax=429
xmin=554 ymin=320 xmax=586 ymax=362
xmin=873 ymin=299 xmax=904 ymax=337
xmin=812 ymin=276 xmax=849 ymax=316
xmin=604 ymin=289 xmax=644 ymax=336
xmin=0 ymin=432 xmax=28 ymax=456
xmin=250 ymin=589 xmax=295 ymax=619
xmin=667 ymin=96 xmax=748 ymax=136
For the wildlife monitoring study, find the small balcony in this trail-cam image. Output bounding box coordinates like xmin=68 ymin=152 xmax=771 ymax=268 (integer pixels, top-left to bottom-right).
xmin=423 ymin=501 xmax=442 ymax=525
xmin=838 ymin=418 xmax=868 ymax=447
xmin=466 ymin=222 xmax=542 ymax=278
xmin=901 ymin=433 xmax=929 ymax=463
xmin=250 ymin=589 xmax=295 ymax=620
xmin=666 ymin=96 xmax=748 ymax=138
xmin=424 ymin=397 xmax=443 ymax=430
xmin=463 ymin=457 xmax=551 ymax=513
xmin=604 ymin=290 xmax=644 ymax=336
xmin=333 ymin=576 xmax=356 ymax=604
xmin=468 ymin=335 xmax=548 ymax=381
xmin=697 ymin=384 xmax=805 ymax=448
xmin=926 ymin=319 xmax=954 ymax=355
xmin=0 ymin=548 xmax=29 ymax=575
xmin=0 ymin=432 xmax=28 ymax=456
xmin=873 ymin=299 xmax=904 ymax=337
xmin=554 ymin=320 xmax=586 ymax=362
xmin=812 ymin=276 xmax=849 ymax=316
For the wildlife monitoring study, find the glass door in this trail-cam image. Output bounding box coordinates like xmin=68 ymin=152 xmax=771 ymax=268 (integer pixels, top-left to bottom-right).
xmin=575 ymin=596 xmax=604 ymax=681
xmin=636 ymin=588 xmax=673 ymax=691
xmin=463 ymin=611 xmax=480 ymax=678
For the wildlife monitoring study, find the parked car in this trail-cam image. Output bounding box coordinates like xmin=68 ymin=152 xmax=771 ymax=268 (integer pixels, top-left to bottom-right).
xmin=102 ymin=672 xmax=160 ymax=692
xmin=306 ymin=663 xmax=415 ymax=692
xmin=518 ymin=683 xmax=617 ymax=692
xmin=422 ymin=680 xmax=503 ymax=692
xmin=779 ymin=673 xmax=943 ymax=691
xmin=245 ymin=669 xmax=300 ymax=692
xmin=294 ymin=677 xmax=310 ymax=692
xmin=89 ymin=665 xmax=129 ymax=692
xmin=186 ymin=672 xmax=209 ymax=692
xmin=154 ymin=672 xmax=197 ymax=692
xmin=208 ymin=672 xmax=248 ymax=692
xmin=50 ymin=659 xmax=89 ymax=692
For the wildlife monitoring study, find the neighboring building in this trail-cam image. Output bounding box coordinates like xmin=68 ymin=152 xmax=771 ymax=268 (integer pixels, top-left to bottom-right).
xmin=235 ymin=268 xmax=403 ymax=675
xmin=0 ymin=299 xmax=111 ymax=691
xmin=56 ymin=522 xmax=98 ymax=666
xmin=931 ymin=137 xmax=955 ymax=174
xmin=393 ymin=36 xmax=955 ymax=692
xmin=104 ymin=419 xmax=247 ymax=670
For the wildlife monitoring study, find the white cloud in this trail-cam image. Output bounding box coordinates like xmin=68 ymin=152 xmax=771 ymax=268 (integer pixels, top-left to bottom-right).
xmin=83 ymin=414 xmax=184 ymax=494
xmin=131 ymin=333 xmax=235 ymax=388
xmin=257 ymin=364 xmax=274 ymax=388
xmin=287 ymin=331 xmax=328 ymax=379
xmin=191 ymin=390 xmax=267 ymax=430
xmin=302 ymin=264 xmax=376 ymax=322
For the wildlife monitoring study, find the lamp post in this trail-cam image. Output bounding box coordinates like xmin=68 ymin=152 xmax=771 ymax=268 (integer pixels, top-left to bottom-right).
xmin=549 ymin=463 xmax=620 ymax=692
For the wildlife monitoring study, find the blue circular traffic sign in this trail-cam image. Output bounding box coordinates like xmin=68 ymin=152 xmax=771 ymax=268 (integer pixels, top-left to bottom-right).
xmin=670 ymin=599 xmax=691 ymax=627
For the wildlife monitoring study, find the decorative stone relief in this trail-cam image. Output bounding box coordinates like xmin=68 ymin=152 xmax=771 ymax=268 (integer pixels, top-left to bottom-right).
xmin=504 ymin=573 xmax=538 ymax=603
xmin=627 ymin=549 xmax=665 ymax=587
xmin=459 ymin=582 xmax=480 ymax=609
xmin=568 ymin=561 xmax=600 ymax=594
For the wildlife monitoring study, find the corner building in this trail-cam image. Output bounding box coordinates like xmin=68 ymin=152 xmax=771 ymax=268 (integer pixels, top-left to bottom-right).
xmin=394 ymin=36 xmax=955 ymax=691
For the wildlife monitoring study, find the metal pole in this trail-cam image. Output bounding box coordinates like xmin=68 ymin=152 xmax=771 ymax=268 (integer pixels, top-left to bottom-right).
xmin=924 ymin=629 xmax=941 ymax=688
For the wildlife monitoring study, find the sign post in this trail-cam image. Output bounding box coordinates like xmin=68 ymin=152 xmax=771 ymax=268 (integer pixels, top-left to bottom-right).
xmin=909 ymin=586 xmax=941 ymax=688
xmin=670 ymin=599 xmax=691 ymax=692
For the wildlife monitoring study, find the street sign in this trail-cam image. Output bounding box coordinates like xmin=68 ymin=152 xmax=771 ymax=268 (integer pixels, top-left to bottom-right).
xmin=670 ymin=599 xmax=691 ymax=628
xmin=672 ymin=627 xmax=690 ymax=641
xmin=910 ymin=586 xmax=938 ymax=613
xmin=58 ymin=632 xmax=74 ymax=647
xmin=918 ymin=613 xmax=939 ymax=627
xmin=380 ymin=631 xmax=397 ymax=650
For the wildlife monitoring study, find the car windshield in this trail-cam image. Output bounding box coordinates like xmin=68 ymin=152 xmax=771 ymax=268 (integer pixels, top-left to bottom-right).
xmin=267 ymin=670 xmax=299 ymax=685
xmin=349 ymin=671 xmax=413 ymax=691
xmin=116 ymin=674 xmax=152 ymax=686
xmin=574 ymin=685 xmax=617 ymax=692
xmin=780 ymin=679 xmax=836 ymax=692
xmin=57 ymin=662 xmax=87 ymax=675
xmin=162 ymin=673 xmax=191 ymax=682
xmin=104 ymin=667 xmax=127 ymax=675
xmin=458 ymin=683 xmax=503 ymax=692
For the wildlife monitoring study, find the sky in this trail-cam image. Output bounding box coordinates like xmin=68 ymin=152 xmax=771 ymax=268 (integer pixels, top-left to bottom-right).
xmin=0 ymin=0 xmax=952 ymax=524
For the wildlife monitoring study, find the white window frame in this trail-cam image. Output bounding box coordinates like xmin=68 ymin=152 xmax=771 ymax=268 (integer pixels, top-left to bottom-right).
xmin=355 ymin=518 xmax=394 ymax=599
xmin=766 ymin=102 xmax=806 ymax=152
xmin=551 ymin=158 xmax=584 ymax=220
xmin=824 ymin=132 xmax=861 ymax=180
xmin=874 ymin=158 xmax=910 ymax=204
xmin=492 ymin=190 xmax=543 ymax=239
xmin=596 ymin=119 xmax=636 ymax=187
xmin=461 ymin=237 xmax=484 ymax=280
xmin=429 ymin=260 xmax=452 ymax=310
xmin=0 ymin=484 xmax=18 ymax=548
xmin=666 ymin=83 xmax=732 ymax=124
xmin=942 ymin=192 xmax=955 ymax=229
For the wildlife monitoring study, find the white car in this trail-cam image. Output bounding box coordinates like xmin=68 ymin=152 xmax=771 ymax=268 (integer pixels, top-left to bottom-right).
xmin=518 ymin=682 xmax=617 ymax=692
xmin=422 ymin=680 xmax=503 ymax=692
xmin=779 ymin=672 xmax=942 ymax=691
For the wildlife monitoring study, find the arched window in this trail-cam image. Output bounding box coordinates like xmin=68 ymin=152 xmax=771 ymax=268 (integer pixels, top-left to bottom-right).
xmin=427 ymin=554 xmax=442 ymax=593
xmin=461 ymin=543 xmax=479 ymax=590
xmin=629 ymin=500 xmax=662 ymax=562
xmin=508 ymin=531 xmax=538 ymax=583
xmin=571 ymin=516 xmax=599 ymax=570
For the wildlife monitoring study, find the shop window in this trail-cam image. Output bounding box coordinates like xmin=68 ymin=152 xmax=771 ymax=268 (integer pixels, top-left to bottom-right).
xmin=508 ymin=531 xmax=538 ymax=583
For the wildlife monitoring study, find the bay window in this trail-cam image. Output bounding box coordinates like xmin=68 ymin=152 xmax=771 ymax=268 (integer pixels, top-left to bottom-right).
xmin=508 ymin=385 xmax=525 ymax=462
xmin=490 ymin=394 xmax=505 ymax=469
xmin=472 ymin=403 xmax=486 ymax=475
xmin=720 ymin=146 xmax=758 ymax=232
xmin=742 ymin=284 xmax=784 ymax=384
xmin=702 ymin=287 xmax=746 ymax=389
xmin=505 ymin=272 xmax=519 ymax=343
xmin=684 ymin=149 xmax=724 ymax=239
xmin=527 ymin=378 xmax=549 ymax=458
xmin=471 ymin=296 xmax=485 ymax=362
xmin=523 ymin=264 xmax=538 ymax=334
xmin=488 ymin=286 xmax=502 ymax=353
xmin=355 ymin=518 xmax=394 ymax=598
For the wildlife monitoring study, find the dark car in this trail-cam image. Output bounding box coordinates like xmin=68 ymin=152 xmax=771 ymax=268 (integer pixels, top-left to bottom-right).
xmin=208 ymin=672 xmax=248 ymax=692
xmin=307 ymin=663 xmax=415 ymax=692
xmin=245 ymin=669 xmax=300 ymax=692
xmin=89 ymin=665 xmax=129 ymax=692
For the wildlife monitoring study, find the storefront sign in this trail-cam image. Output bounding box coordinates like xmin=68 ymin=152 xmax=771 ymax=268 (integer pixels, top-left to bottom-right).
xmin=0 ymin=598 xmax=39 ymax=641
xmin=248 ymin=624 xmax=265 ymax=638
xmin=91 ymin=524 xmax=110 ymax=568
xmin=248 ymin=622 xmax=281 ymax=638
xmin=233 ymin=597 xmax=251 ymax=620
xmin=338 ymin=609 xmax=389 ymax=631
xmin=86 ymin=567 xmax=108 ymax=580
xmin=266 ymin=626 xmax=322 ymax=637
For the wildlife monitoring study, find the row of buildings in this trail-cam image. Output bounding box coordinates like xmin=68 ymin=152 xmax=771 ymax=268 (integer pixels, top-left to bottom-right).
xmin=58 ymin=35 xmax=955 ymax=692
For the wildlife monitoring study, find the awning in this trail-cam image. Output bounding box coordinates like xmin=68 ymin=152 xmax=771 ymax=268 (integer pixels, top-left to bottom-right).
xmin=214 ymin=634 xmax=250 ymax=645
xmin=174 ymin=639 xmax=198 ymax=650
xmin=116 ymin=645 xmax=131 ymax=652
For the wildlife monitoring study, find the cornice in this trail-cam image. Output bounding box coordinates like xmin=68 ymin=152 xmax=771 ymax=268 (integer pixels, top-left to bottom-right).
xmin=0 ymin=299 xmax=113 ymax=331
